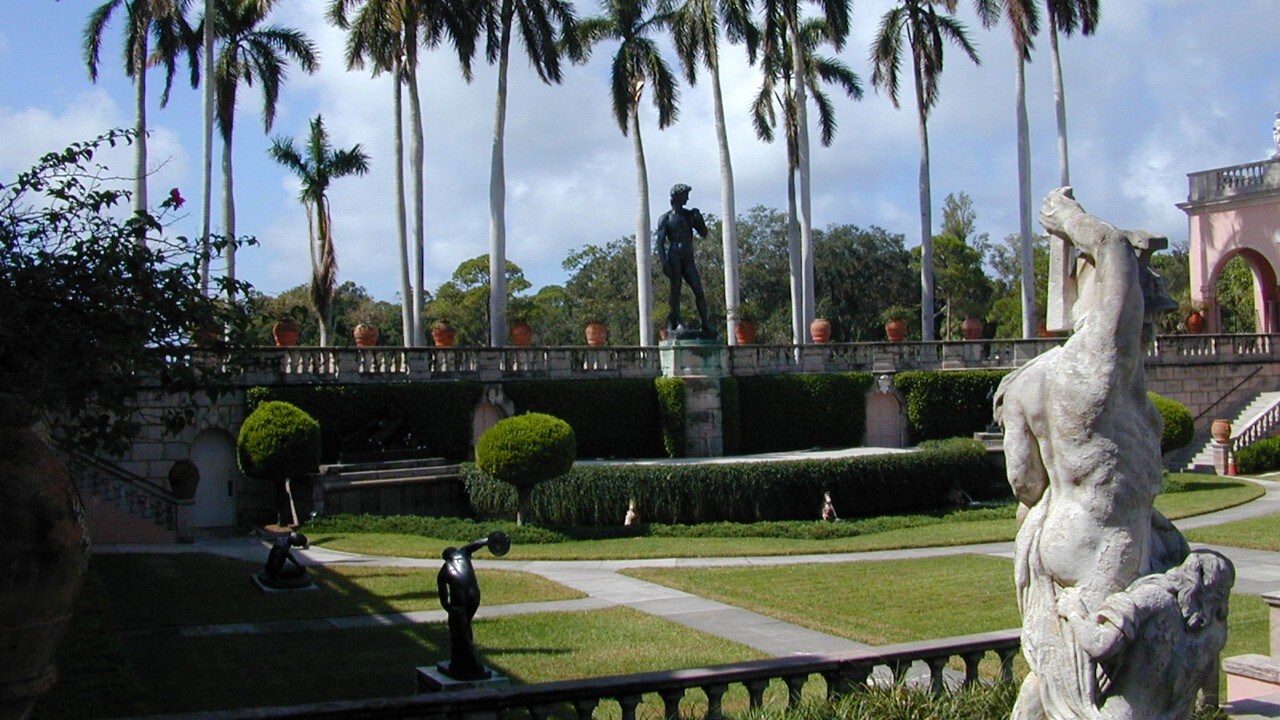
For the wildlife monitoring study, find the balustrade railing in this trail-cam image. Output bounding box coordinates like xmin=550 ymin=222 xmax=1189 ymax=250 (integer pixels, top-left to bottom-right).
xmin=1187 ymin=158 xmax=1280 ymax=203
xmin=62 ymin=448 xmax=194 ymax=542
xmin=137 ymin=629 xmax=1021 ymax=720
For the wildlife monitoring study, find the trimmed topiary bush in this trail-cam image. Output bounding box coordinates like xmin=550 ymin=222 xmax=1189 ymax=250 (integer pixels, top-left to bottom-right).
xmin=1238 ymin=436 xmax=1280 ymax=475
xmin=476 ymin=412 xmax=576 ymax=525
xmin=1148 ymin=391 xmax=1194 ymax=455
xmin=237 ymin=400 xmax=321 ymax=525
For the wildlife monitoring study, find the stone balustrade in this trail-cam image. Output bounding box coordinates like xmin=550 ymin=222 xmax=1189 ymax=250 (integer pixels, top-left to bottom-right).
xmin=234 ymin=335 xmax=1280 ymax=385
xmin=1187 ymin=158 xmax=1280 ymax=203
xmin=136 ymin=629 xmax=1021 ymax=720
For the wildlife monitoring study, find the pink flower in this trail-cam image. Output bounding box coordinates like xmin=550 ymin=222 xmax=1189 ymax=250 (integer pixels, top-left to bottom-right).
xmin=165 ymin=187 xmax=185 ymax=209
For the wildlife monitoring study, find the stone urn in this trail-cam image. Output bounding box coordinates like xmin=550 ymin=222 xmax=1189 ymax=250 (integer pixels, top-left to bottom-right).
xmin=509 ymin=321 xmax=533 ymax=347
xmin=271 ymin=319 xmax=300 ymax=347
xmin=432 ymin=321 xmax=457 ymax=347
xmin=1211 ymin=418 xmax=1232 ymax=443
xmin=884 ymin=318 xmax=907 ymax=342
xmin=353 ymin=323 xmax=379 ymax=347
xmin=584 ymin=322 xmax=608 ymax=347
xmin=1186 ymin=310 xmax=1206 ymax=334
xmin=961 ymin=316 xmax=984 ymax=340
xmin=0 ymin=396 xmax=90 ymax=720
xmin=167 ymin=459 xmax=201 ymax=500
xmin=809 ymin=318 xmax=831 ymax=344
xmin=734 ymin=320 xmax=758 ymax=345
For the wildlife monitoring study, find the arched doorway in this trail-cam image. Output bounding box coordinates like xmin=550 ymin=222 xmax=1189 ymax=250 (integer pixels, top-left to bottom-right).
xmin=865 ymin=390 xmax=904 ymax=448
xmin=1208 ymin=249 xmax=1279 ymax=333
xmin=191 ymin=429 xmax=237 ymax=528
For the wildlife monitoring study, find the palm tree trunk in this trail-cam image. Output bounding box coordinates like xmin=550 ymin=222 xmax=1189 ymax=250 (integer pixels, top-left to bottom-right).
xmin=912 ymin=54 xmax=935 ymax=342
xmin=786 ymin=164 xmax=803 ymax=343
xmin=1048 ymin=9 xmax=1070 ymax=187
xmin=1016 ymin=52 xmax=1036 ymax=338
xmin=221 ymin=132 xmax=237 ymax=303
xmin=788 ymin=13 xmax=815 ymax=340
xmin=317 ymin=201 xmax=336 ymax=346
xmin=199 ymin=0 xmax=214 ymax=295
xmin=631 ymin=103 xmax=654 ymax=346
xmin=406 ymin=43 xmax=427 ymax=347
xmin=488 ymin=9 xmax=513 ymax=348
xmin=710 ymin=55 xmax=740 ymax=344
xmin=133 ymin=36 xmax=149 ymax=234
xmin=393 ymin=65 xmax=413 ymax=346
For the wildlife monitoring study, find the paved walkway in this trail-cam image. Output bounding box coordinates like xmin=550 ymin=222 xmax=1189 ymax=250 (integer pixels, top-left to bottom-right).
xmin=96 ymin=474 xmax=1280 ymax=716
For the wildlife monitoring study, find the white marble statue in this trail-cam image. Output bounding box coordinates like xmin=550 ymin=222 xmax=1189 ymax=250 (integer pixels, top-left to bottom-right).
xmin=1272 ymin=112 xmax=1280 ymax=158
xmin=995 ymin=188 xmax=1232 ymax=720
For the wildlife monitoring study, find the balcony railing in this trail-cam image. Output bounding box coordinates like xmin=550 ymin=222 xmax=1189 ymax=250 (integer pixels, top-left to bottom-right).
xmin=231 ymin=334 xmax=1280 ymax=385
xmin=127 ymin=629 xmax=1021 ymax=720
xmin=1186 ymin=157 xmax=1280 ymax=203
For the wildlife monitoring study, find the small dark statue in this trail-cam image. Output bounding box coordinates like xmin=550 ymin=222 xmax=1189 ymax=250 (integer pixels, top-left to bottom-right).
xmin=437 ymin=531 xmax=511 ymax=680
xmin=655 ymin=183 xmax=714 ymax=339
xmin=258 ymin=532 xmax=311 ymax=589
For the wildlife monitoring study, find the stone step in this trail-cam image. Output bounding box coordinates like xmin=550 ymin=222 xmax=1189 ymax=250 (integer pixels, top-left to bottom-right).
xmin=319 ymin=464 xmax=459 ymax=483
xmin=320 ymin=457 xmax=447 ymax=475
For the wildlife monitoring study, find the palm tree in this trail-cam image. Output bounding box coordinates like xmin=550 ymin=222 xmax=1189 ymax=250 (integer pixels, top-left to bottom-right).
xmin=577 ymin=0 xmax=680 ymax=347
xmin=870 ymin=0 xmax=982 ymax=342
xmin=1045 ymin=0 xmax=1097 ymax=186
xmin=482 ymin=0 xmax=579 ymax=347
xmin=756 ymin=0 xmax=848 ymax=341
xmin=671 ymin=0 xmax=758 ymax=344
xmin=330 ymin=0 xmax=480 ymax=346
xmin=752 ymin=16 xmax=860 ymax=343
xmin=83 ymin=0 xmax=193 ymax=229
xmin=268 ymin=115 xmax=371 ymax=346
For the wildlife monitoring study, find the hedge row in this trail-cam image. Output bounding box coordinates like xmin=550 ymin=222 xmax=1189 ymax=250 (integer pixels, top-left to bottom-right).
xmin=464 ymin=438 xmax=1006 ymax=526
xmin=655 ymin=378 xmax=685 ymax=458
xmin=1238 ymin=437 xmax=1280 ymax=475
xmin=894 ymin=370 xmax=1010 ymax=442
xmin=502 ymin=379 xmax=663 ymax=458
xmin=736 ymin=373 xmax=874 ymax=452
xmin=246 ymin=383 xmax=483 ymax=462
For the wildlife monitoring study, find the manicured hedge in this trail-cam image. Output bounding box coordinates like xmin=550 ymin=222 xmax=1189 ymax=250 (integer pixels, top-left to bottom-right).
xmin=1148 ymin=391 xmax=1194 ymax=454
xmin=246 ymin=383 xmax=483 ymax=462
xmin=236 ymin=401 xmax=320 ymax=481
xmin=464 ymin=438 xmax=1004 ymax=526
xmin=895 ymin=370 xmax=1010 ymax=442
xmin=721 ymin=378 xmax=741 ymax=456
xmin=476 ymin=413 xmax=576 ymax=488
xmin=735 ymin=373 xmax=874 ymax=452
xmin=1238 ymin=437 xmax=1280 ymax=475
xmin=502 ymin=379 xmax=664 ymax=458
xmin=655 ymin=378 xmax=685 ymax=458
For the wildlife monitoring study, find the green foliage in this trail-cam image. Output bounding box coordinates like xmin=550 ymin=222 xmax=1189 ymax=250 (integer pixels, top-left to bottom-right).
xmin=465 ymin=438 xmax=1004 ymax=525
xmin=736 ymin=374 xmax=874 ymax=452
xmin=1238 ymin=437 xmax=1280 ymax=475
xmin=475 ymin=413 xmax=576 ymax=489
xmin=756 ymin=682 xmax=1019 ymax=720
xmin=985 ymin=233 xmax=1050 ymax=339
xmin=814 ymin=224 xmax=917 ymax=341
xmin=655 ymin=378 xmax=686 ymax=458
xmin=1148 ymin=392 xmax=1194 ymax=454
xmin=236 ymin=401 xmax=321 ymax=481
xmin=1218 ymin=254 xmax=1258 ymax=333
xmin=895 ymin=370 xmax=1010 ymax=442
xmin=425 ymin=255 xmax=533 ymax=345
xmin=307 ymin=514 xmax=569 ymax=544
xmin=246 ymin=383 xmax=483 ymax=462
xmin=245 ymin=281 xmax=402 ymax=346
xmin=503 ymin=379 xmax=664 ymax=458
xmin=0 ymin=130 xmax=253 ymax=454
xmin=721 ymin=378 xmax=741 ymax=455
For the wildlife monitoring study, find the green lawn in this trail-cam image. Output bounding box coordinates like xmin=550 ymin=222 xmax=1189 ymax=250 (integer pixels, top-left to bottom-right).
xmin=1187 ymin=512 xmax=1280 ymax=551
xmin=310 ymin=476 xmax=1261 ymax=561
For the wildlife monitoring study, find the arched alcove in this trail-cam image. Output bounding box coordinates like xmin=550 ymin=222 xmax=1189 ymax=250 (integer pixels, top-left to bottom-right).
xmin=1206 ymin=248 xmax=1279 ymax=333
xmin=190 ymin=429 xmax=238 ymax=528
xmin=864 ymin=388 xmax=904 ymax=448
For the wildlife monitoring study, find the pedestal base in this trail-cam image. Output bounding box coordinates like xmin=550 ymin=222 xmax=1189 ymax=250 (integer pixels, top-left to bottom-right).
xmin=415 ymin=665 xmax=510 ymax=693
xmin=251 ymin=573 xmax=318 ymax=593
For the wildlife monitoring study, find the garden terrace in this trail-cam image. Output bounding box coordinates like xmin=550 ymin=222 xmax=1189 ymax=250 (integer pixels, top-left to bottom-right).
xmin=1187 ymin=157 xmax=1280 ymax=204
xmin=134 ymin=629 xmax=1021 ymax=720
xmin=235 ymin=334 xmax=1280 ymax=385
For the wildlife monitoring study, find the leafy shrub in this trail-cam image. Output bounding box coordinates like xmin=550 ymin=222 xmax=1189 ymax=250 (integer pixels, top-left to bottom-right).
xmin=721 ymin=378 xmax=741 ymax=456
xmin=1238 ymin=437 xmax=1280 ymax=475
xmin=736 ymin=373 xmax=874 ymax=452
xmin=1148 ymin=391 xmax=1194 ymax=454
xmin=503 ymin=379 xmax=663 ymax=458
xmin=476 ymin=412 xmax=576 ymax=524
xmin=655 ymin=378 xmax=685 ymax=458
xmin=306 ymin=514 xmax=567 ymax=545
xmin=236 ymin=401 xmax=321 ymax=482
xmin=895 ymin=370 xmax=1010 ymax=442
xmin=246 ymin=383 xmax=482 ymax=462
xmin=466 ymin=438 xmax=1004 ymax=526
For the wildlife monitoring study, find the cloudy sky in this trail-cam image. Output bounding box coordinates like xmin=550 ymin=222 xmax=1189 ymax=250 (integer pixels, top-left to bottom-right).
xmin=1 ymin=1 xmax=1277 ymax=303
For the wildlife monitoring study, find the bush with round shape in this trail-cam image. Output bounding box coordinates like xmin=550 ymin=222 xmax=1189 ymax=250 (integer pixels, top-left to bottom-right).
xmin=238 ymin=401 xmax=321 ymax=525
xmin=1148 ymin=392 xmax=1194 ymax=455
xmin=476 ymin=413 xmax=575 ymax=525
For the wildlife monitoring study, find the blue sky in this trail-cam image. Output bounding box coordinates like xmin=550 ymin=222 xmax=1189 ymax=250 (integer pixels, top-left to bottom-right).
xmin=1 ymin=1 xmax=1277 ymax=302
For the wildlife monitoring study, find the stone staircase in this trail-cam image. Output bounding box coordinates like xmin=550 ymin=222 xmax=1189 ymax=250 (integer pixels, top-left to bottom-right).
xmin=1183 ymin=391 xmax=1280 ymax=472
xmin=307 ymin=454 xmax=470 ymax=518
xmin=65 ymin=450 xmax=194 ymax=544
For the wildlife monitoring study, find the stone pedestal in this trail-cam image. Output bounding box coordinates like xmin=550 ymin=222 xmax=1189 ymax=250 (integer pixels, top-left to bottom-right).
xmin=1212 ymin=440 xmax=1232 ymax=476
xmin=415 ymin=666 xmax=510 ymax=693
xmin=659 ymin=339 xmax=727 ymax=378
xmin=659 ymin=340 xmax=726 ymax=458
xmin=1225 ymin=591 xmax=1280 ymax=704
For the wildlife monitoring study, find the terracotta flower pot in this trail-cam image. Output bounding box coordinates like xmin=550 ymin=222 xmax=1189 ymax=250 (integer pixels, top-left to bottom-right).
xmin=735 ymin=320 xmax=758 ymax=345
xmin=353 ymin=323 xmax=379 ymax=347
xmin=810 ymin=318 xmax=832 ymax=344
xmin=432 ymin=321 xmax=456 ymax=347
xmin=272 ymin=319 xmax=300 ymax=347
xmin=1211 ymin=418 xmax=1231 ymax=443
xmin=1186 ymin=311 xmax=1206 ymax=335
xmin=884 ymin=318 xmax=907 ymax=342
xmin=0 ymin=396 xmax=90 ymax=720
xmin=584 ymin=322 xmax=608 ymax=347
xmin=509 ymin=321 xmax=533 ymax=347
xmin=167 ymin=459 xmax=201 ymax=500
xmin=961 ymin=316 xmax=984 ymax=341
